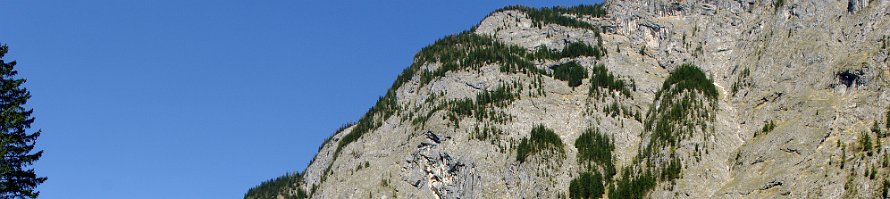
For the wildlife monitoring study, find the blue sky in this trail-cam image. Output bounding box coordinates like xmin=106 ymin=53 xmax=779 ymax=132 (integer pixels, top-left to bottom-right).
xmin=0 ymin=1 xmax=598 ymax=198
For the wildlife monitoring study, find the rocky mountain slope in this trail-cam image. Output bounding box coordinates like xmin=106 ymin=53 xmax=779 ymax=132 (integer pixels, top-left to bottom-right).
xmin=246 ymin=0 xmax=890 ymax=198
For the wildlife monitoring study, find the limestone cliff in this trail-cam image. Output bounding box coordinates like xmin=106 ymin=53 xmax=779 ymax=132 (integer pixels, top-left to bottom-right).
xmin=246 ymin=1 xmax=890 ymax=198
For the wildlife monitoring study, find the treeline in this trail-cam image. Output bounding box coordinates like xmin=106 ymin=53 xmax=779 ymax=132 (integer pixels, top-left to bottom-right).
xmin=415 ymin=32 xmax=539 ymax=87
xmin=336 ymin=90 xmax=398 ymax=157
xmin=244 ymin=172 xmax=307 ymax=199
xmin=496 ymin=4 xmax=607 ymax=30
xmin=516 ymin=125 xmax=565 ymax=163
xmin=560 ymin=4 xmax=608 ymax=18
xmin=323 ymin=88 xmax=400 ymax=184
xmin=415 ymin=32 xmax=606 ymax=87
xmin=533 ymin=42 xmax=606 ymax=61
xmin=318 ymin=122 xmax=356 ymax=152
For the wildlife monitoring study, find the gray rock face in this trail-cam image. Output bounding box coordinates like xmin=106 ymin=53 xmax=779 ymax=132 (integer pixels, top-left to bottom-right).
xmin=400 ymin=131 xmax=481 ymax=199
xmin=287 ymin=1 xmax=890 ymax=198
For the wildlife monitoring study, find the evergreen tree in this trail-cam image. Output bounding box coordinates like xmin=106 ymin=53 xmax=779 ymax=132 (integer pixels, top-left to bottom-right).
xmin=861 ymin=131 xmax=873 ymax=156
xmin=569 ymin=171 xmax=604 ymax=199
xmin=551 ymin=61 xmax=588 ymax=88
xmin=0 ymin=44 xmax=46 ymax=198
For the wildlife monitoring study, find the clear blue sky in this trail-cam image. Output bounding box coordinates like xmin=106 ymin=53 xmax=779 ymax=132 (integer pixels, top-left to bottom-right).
xmin=0 ymin=0 xmax=599 ymax=198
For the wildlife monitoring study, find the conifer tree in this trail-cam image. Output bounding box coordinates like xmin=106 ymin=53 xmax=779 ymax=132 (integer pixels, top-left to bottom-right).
xmin=0 ymin=44 xmax=46 ymax=198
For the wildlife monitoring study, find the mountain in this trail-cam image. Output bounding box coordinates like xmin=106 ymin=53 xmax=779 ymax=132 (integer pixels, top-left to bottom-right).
xmin=245 ymin=0 xmax=890 ymax=198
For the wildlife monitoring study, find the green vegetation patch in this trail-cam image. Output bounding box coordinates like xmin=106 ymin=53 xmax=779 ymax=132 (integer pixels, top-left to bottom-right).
xmin=415 ymin=32 xmax=605 ymax=87
xmin=569 ymin=171 xmax=605 ymax=199
xmin=575 ymin=128 xmax=616 ymax=179
xmin=643 ymin=63 xmax=718 ymax=155
xmin=245 ymin=172 xmax=307 ymax=199
xmin=495 ymin=4 xmax=607 ymax=30
xmin=516 ymin=125 xmax=565 ymax=163
xmin=569 ymin=128 xmax=616 ymax=199
xmin=415 ymin=32 xmax=539 ymax=86
xmin=318 ymin=122 xmax=355 ymax=152
xmin=602 ymin=101 xmax=642 ymax=121
xmin=606 ymin=153 xmax=681 ymax=199
xmin=608 ymin=169 xmax=656 ymax=199
xmin=607 ymin=156 xmax=680 ymax=199
xmin=660 ymin=156 xmax=682 ymax=182
xmin=753 ymin=120 xmax=776 ymax=137
xmin=533 ymin=42 xmax=606 ymax=61
xmin=470 ymin=122 xmax=505 ymax=142
xmin=589 ymin=64 xmax=632 ymax=99
xmin=607 ymin=157 xmax=680 ymax=199
xmin=560 ymin=42 xmax=605 ymax=59
xmin=475 ymin=84 xmax=519 ymax=108
xmin=551 ymin=61 xmax=589 ymax=88
xmin=449 ymin=98 xmax=475 ymax=118
xmin=657 ymin=64 xmax=718 ymax=100
xmin=447 ymin=83 xmax=520 ymax=127
xmin=607 ymin=64 xmax=716 ymax=199
xmin=861 ymin=131 xmax=873 ymax=156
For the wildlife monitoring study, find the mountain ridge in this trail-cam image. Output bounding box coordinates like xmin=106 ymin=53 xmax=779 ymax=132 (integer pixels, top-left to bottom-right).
xmin=247 ymin=1 xmax=890 ymax=198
